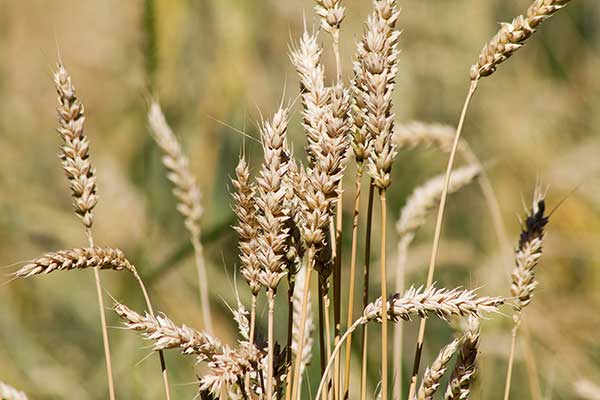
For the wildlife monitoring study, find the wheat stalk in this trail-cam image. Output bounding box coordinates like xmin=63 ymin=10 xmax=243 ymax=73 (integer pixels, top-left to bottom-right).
xmin=444 ymin=317 xmax=480 ymax=400
xmin=0 ymin=382 xmax=28 ymax=400
xmin=52 ymin=62 xmax=116 ymax=400
xmin=504 ymin=187 xmax=549 ymax=400
xmin=471 ymin=0 xmax=574 ymax=80
xmin=417 ymin=338 xmax=461 ymax=400
xmin=148 ymin=101 xmax=212 ymax=334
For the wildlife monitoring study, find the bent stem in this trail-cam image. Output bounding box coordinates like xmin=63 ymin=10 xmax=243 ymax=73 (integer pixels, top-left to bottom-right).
xmin=504 ymin=315 xmax=521 ymax=400
xmin=291 ymin=249 xmax=315 ymax=400
xmin=379 ymin=191 xmax=389 ymax=400
xmin=85 ymin=229 xmax=116 ymax=400
xmin=318 ymin=318 xmax=365 ymax=400
xmin=267 ymin=289 xmax=276 ymax=400
xmin=343 ymin=170 xmax=363 ymax=398
xmin=407 ymin=79 xmax=479 ymax=400
xmin=192 ymin=236 xmax=213 ymax=333
xmin=360 ymin=180 xmax=375 ymax=400
xmin=132 ymin=270 xmax=171 ymax=400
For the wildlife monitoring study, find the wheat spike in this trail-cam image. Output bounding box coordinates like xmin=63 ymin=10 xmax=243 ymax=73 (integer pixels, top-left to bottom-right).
xmin=0 ymin=382 xmax=28 ymax=400
xmin=444 ymin=317 xmax=481 ymax=400
xmin=353 ymin=0 xmax=401 ymax=189
xmin=417 ymin=338 xmax=461 ymax=400
xmin=315 ymin=0 xmax=345 ymax=37
xmin=363 ymin=286 xmax=504 ymax=323
xmin=53 ymin=63 xmax=98 ymax=229
xmin=148 ymin=101 xmax=203 ymax=238
xmin=471 ymin=0 xmax=573 ymax=80
xmin=114 ymin=302 xmax=223 ymax=361
xmin=15 ymin=247 xmax=135 ymax=277
xmin=511 ymin=187 xmax=549 ymax=310
xmin=232 ymin=157 xmax=262 ymax=296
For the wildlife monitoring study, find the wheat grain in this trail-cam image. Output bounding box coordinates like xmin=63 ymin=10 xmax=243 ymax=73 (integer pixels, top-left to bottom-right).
xmin=15 ymin=247 xmax=135 ymax=277
xmin=471 ymin=0 xmax=573 ymax=80
xmin=444 ymin=317 xmax=480 ymax=400
xmin=417 ymin=338 xmax=461 ymax=400
xmin=0 ymin=382 xmax=28 ymax=400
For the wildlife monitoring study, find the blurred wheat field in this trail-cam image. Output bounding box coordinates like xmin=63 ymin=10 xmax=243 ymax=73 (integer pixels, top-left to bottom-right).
xmin=1 ymin=0 xmax=599 ymax=399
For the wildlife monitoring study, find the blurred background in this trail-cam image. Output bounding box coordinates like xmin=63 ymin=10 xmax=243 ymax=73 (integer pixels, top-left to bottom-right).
xmin=1 ymin=0 xmax=599 ymax=399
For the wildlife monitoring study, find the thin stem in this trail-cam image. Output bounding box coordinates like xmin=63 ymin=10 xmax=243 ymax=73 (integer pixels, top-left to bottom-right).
xmin=334 ymin=193 xmax=343 ymax=400
xmin=317 ymin=319 xmax=365 ymax=400
xmin=360 ymin=180 xmax=375 ymax=400
xmin=522 ymin=319 xmax=543 ymax=400
xmin=324 ymin=288 xmax=333 ymax=400
xmin=407 ymin=79 xmax=479 ymax=400
xmin=85 ymin=229 xmax=116 ymax=400
xmin=343 ymin=170 xmax=363 ymax=399
xmin=267 ymin=289 xmax=276 ymax=400
xmin=250 ymin=295 xmax=258 ymax=397
xmin=192 ymin=236 xmax=213 ymax=333
xmin=319 ymin=288 xmax=327 ymax=376
xmin=291 ymin=249 xmax=315 ymax=400
xmin=379 ymin=191 xmax=388 ymax=400
xmin=132 ymin=270 xmax=171 ymax=400
xmin=504 ymin=317 xmax=521 ymax=400
xmin=392 ymin=238 xmax=408 ymax=400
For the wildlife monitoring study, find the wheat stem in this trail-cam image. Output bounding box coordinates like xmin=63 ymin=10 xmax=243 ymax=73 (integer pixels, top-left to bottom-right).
xmin=379 ymin=191 xmax=389 ymax=400
xmin=84 ymin=230 xmax=116 ymax=400
xmin=342 ymin=169 xmax=363 ymax=398
xmin=291 ymin=249 xmax=315 ymax=400
xmin=267 ymin=289 xmax=276 ymax=400
xmin=504 ymin=317 xmax=521 ymax=400
xmin=407 ymin=79 xmax=479 ymax=400
xmin=360 ymin=180 xmax=375 ymax=400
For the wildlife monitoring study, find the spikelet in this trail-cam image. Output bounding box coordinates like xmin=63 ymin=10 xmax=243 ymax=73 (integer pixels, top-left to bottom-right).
xmin=314 ymin=0 xmax=345 ymax=37
xmin=444 ymin=317 xmax=481 ymax=400
xmin=148 ymin=101 xmax=203 ymax=239
xmin=255 ymin=107 xmax=291 ymax=291
xmin=0 ymin=382 xmax=28 ymax=400
xmin=15 ymin=247 xmax=135 ymax=277
xmin=114 ymin=302 xmax=223 ymax=362
xmin=363 ymin=286 xmax=504 ymax=323
xmin=471 ymin=0 xmax=573 ymax=80
xmin=232 ymin=157 xmax=261 ymax=295
xmin=511 ymin=187 xmax=549 ymax=310
xmin=53 ymin=63 xmax=97 ymax=229
xmin=417 ymin=338 xmax=461 ymax=400
xmin=397 ymin=165 xmax=480 ymax=237
xmin=353 ymin=0 xmax=401 ymax=189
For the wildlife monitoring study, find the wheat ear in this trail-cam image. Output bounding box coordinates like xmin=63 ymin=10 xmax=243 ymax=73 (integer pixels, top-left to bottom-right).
xmin=504 ymin=187 xmax=549 ymax=400
xmin=291 ymin=263 xmax=314 ymax=397
xmin=444 ymin=317 xmax=480 ymax=400
xmin=52 ymin=62 xmax=115 ymax=400
xmin=471 ymin=0 xmax=574 ymax=80
xmin=0 ymin=382 xmax=28 ymax=400
xmin=417 ymin=338 xmax=461 ymax=400
xmin=148 ymin=101 xmax=212 ymax=333
xmin=316 ymin=287 xmax=503 ymax=400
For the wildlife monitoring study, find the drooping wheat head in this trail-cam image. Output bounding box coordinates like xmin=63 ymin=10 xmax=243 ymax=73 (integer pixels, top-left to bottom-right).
xmin=471 ymin=0 xmax=573 ymax=80
xmin=15 ymin=247 xmax=135 ymax=277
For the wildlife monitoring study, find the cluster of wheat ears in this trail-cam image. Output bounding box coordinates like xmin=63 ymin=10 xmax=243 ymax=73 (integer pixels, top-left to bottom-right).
xmin=2 ymin=0 xmax=575 ymax=399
